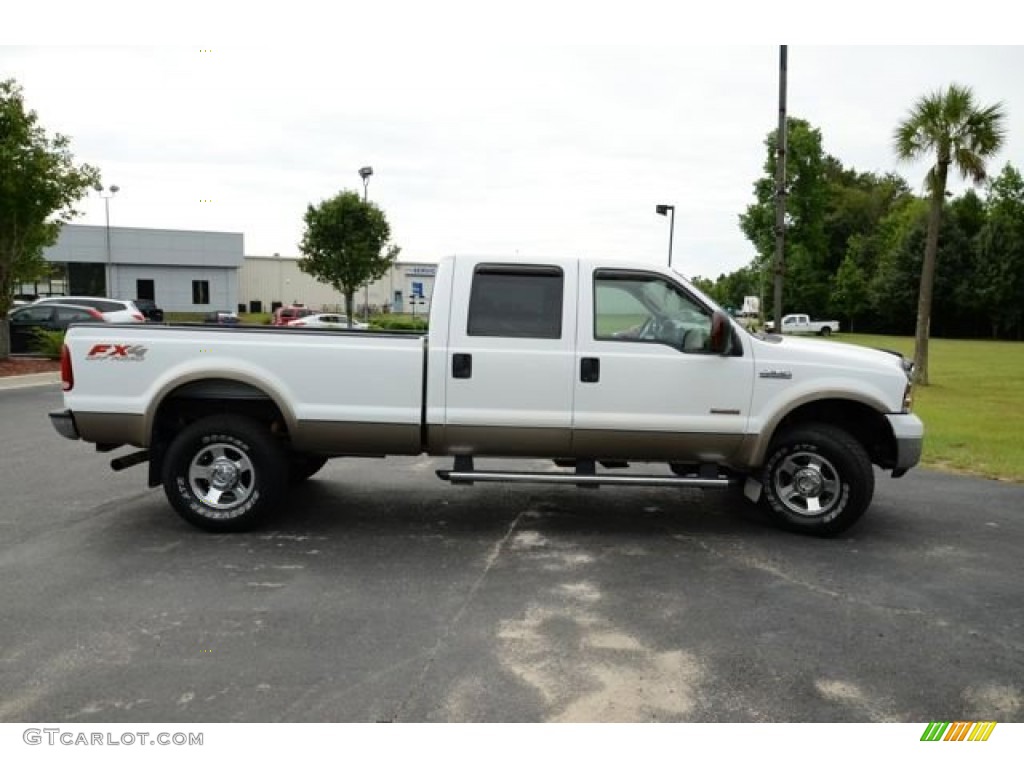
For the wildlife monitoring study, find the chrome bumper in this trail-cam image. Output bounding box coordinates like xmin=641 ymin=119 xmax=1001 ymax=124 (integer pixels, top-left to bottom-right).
xmin=50 ymin=409 xmax=80 ymax=441
xmin=886 ymin=413 xmax=924 ymax=476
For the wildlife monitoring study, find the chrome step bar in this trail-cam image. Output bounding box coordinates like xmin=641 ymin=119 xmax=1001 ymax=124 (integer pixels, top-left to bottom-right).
xmin=436 ymin=468 xmax=738 ymax=489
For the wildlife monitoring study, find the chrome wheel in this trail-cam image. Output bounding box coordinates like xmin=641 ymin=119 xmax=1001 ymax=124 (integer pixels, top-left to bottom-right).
xmin=187 ymin=442 xmax=256 ymax=516
xmin=771 ymin=450 xmax=841 ymax=517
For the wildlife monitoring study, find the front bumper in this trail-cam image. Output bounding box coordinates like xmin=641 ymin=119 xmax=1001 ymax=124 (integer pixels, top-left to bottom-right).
xmin=50 ymin=409 xmax=80 ymax=441
xmin=886 ymin=413 xmax=924 ymax=476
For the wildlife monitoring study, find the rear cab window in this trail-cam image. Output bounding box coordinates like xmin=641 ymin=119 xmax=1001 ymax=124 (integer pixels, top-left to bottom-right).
xmin=467 ymin=265 xmax=564 ymax=339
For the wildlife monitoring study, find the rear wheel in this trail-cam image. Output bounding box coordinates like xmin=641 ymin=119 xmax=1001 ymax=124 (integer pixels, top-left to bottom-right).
xmin=819 ymin=326 xmax=832 ymax=337
xmin=760 ymin=423 xmax=873 ymax=536
xmin=162 ymin=415 xmax=287 ymax=532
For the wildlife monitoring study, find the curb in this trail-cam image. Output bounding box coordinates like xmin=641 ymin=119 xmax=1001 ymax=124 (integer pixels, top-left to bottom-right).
xmin=0 ymin=372 xmax=62 ymax=391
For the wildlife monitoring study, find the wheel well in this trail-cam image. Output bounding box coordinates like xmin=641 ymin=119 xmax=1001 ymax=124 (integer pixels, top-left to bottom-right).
xmin=147 ymin=379 xmax=289 ymax=486
xmin=773 ymin=399 xmax=896 ymax=468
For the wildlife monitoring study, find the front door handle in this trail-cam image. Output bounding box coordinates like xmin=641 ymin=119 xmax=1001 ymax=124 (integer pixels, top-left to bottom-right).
xmin=581 ymin=357 xmax=600 ymax=383
xmin=452 ymin=353 xmax=473 ymax=379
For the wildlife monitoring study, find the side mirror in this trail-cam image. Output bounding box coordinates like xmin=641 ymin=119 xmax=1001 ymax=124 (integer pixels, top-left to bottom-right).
xmin=709 ymin=310 xmax=731 ymax=355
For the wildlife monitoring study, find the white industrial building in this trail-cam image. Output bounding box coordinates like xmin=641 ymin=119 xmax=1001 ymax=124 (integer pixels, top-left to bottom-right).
xmin=239 ymin=255 xmax=436 ymax=316
xmin=34 ymin=223 xmax=436 ymax=318
xmin=38 ymin=224 xmax=243 ymax=312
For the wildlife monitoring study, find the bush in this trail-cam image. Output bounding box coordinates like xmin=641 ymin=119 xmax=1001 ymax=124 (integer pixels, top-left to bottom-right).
xmin=371 ymin=314 xmax=429 ymax=331
xmin=29 ymin=328 xmax=65 ymax=359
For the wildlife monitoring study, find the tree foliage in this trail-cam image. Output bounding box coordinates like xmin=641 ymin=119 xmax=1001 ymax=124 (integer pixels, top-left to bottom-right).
xmin=0 ymin=78 xmax=99 ymax=358
xmin=715 ymin=107 xmax=1021 ymax=354
xmin=297 ymin=190 xmax=400 ymax=326
xmin=893 ymin=83 xmax=1007 ymax=384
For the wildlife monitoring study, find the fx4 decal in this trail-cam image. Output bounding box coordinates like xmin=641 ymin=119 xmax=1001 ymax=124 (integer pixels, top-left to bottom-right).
xmin=86 ymin=344 xmax=149 ymax=361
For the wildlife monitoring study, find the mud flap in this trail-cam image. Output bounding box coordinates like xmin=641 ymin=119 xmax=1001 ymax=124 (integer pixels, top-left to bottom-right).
xmin=743 ymin=475 xmax=763 ymax=503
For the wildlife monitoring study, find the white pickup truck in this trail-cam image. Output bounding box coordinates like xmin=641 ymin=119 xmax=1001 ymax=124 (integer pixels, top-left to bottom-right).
xmin=50 ymin=255 xmax=923 ymax=536
xmin=766 ymin=314 xmax=840 ymax=336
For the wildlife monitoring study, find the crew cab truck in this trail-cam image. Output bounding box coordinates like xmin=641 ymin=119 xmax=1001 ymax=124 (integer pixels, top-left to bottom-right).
xmin=50 ymin=255 xmax=923 ymax=537
xmin=766 ymin=314 xmax=840 ymax=336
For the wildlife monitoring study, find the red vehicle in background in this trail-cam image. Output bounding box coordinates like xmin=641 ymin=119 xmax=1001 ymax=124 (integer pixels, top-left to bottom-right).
xmin=272 ymin=304 xmax=315 ymax=326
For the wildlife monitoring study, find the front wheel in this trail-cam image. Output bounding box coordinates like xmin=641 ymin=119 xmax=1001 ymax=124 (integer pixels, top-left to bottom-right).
xmin=760 ymin=423 xmax=873 ymax=536
xmin=162 ymin=415 xmax=287 ymax=532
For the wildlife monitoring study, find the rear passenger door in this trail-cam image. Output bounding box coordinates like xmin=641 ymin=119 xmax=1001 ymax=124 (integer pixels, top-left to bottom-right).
xmin=443 ymin=262 xmax=576 ymax=455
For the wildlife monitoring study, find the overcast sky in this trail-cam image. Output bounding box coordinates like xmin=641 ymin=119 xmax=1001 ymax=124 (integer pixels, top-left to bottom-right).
xmin=3 ymin=43 xmax=1022 ymax=279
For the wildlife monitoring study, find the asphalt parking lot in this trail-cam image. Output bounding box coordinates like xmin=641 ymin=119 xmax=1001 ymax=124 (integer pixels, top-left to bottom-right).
xmin=1 ymin=382 xmax=1022 ymax=723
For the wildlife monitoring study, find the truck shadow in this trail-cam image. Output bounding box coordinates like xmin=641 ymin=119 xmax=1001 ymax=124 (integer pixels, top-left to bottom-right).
xmin=271 ymin=476 xmax=775 ymax=540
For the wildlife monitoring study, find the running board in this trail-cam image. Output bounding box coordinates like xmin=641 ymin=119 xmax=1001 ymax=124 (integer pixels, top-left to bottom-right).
xmin=435 ymin=468 xmax=738 ymax=489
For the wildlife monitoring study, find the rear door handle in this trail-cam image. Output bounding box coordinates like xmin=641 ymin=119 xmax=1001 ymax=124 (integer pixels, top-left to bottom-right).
xmin=581 ymin=357 xmax=600 ymax=383
xmin=452 ymin=353 xmax=473 ymax=379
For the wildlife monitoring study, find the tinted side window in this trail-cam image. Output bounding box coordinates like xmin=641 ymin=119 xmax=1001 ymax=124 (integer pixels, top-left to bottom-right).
xmin=467 ymin=266 xmax=563 ymax=339
xmin=12 ymin=306 xmax=55 ymax=324
xmin=57 ymin=307 xmax=96 ymax=322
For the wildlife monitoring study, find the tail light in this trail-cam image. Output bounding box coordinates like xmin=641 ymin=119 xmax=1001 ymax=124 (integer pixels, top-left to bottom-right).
xmin=131 ymin=311 xmax=145 ymax=322
xmin=60 ymin=344 xmax=74 ymax=392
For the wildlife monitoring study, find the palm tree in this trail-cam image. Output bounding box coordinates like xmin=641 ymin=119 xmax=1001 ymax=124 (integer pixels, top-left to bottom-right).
xmin=894 ymin=84 xmax=1006 ymax=385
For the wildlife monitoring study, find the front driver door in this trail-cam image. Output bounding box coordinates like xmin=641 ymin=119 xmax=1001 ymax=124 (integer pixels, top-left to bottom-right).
xmin=572 ymin=268 xmax=754 ymax=462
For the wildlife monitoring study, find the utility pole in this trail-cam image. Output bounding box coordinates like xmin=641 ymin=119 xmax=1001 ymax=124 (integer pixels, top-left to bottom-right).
xmin=773 ymin=45 xmax=788 ymax=333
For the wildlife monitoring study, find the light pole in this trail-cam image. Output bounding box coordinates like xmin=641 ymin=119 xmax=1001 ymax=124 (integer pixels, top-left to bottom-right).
xmin=95 ymin=183 xmax=119 ymax=296
xmin=358 ymin=166 xmax=374 ymax=320
xmin=655 ymin=204 xmax=675 ymax=267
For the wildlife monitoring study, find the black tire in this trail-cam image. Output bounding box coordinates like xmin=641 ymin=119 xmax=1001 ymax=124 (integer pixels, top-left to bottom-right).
xmin=162 ymin=415 xmax=287 ymax=532
xmin=289 ymin=454 xmax=328 ymax=485
xmin=819 ymin=326 xmax=832 ymax=337
xmin=760 ymin=423 xmax=873 ymax=537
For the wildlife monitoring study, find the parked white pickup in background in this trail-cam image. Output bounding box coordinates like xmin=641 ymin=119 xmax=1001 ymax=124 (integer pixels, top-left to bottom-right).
xmin=766 ymin=314 xmax=840 ymax=336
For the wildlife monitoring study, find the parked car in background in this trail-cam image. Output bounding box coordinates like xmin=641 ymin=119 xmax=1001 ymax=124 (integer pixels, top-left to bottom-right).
xmin=32 ymin=296 xmax=145 ymax=323
xmin=134 ymin=298 xmax=164 ymax=322
xmin=203 ymin=310 xmax=240 ymax=325
xmin=286 ymin=313 xmax=368 ymax=330
xmin=7 ymin=303 xmax=106 ymax=354
xmin=765 ymin=314 xmax=840 ymax=336
xmin=272 ymin=305 xmax=314 ymax=326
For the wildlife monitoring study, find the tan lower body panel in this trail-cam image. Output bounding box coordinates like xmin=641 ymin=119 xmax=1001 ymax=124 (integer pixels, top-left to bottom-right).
xmin=75 ymin=412 xmax=147 ymax=447
xmin=292 ymin=420 xmax=421 ymax=455
xmin=572 ymin=429 xmax=745 ymax=463
xmin=428 ymin=424 xmax=745 ymax=464
xmin=427 ymin=425 xmax=571 ymax=457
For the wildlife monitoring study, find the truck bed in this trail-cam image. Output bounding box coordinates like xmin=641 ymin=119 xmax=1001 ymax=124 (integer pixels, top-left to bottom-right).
xmin=62 ymin=323 xmax=428 ymax=455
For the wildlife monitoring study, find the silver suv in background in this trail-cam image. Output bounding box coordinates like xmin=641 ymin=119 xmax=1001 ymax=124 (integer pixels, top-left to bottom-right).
xmin=32 ymin=296 xmax=145 ymax=323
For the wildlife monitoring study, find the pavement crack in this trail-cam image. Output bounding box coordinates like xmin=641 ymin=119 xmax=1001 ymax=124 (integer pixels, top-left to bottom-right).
xmin=388 ymin=509 xmax=526 ymax=721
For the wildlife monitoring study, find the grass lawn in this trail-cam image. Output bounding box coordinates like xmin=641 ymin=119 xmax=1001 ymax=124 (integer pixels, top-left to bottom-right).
xmin=832 ymin=334 xmax=1024 ymax=482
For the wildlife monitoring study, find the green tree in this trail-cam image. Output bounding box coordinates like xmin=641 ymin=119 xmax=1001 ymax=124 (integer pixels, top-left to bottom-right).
xmin=893 ymin=84 xmax=1007 ymax=384
xmin=975 ymin=164 xmax=1024 ymax=338
xmin=831 ymin=243 xmax=870 ymax=332
xmin=0 ymin=79 xmax=99 ymax=358
xmin=740 ymin=117 xmax=831 ymax=321
xmin=297 ymin=190 xmax=400 ymax=326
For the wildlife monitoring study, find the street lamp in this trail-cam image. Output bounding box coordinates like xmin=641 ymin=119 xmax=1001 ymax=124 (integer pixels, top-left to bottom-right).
xmin=655 ymin=203 xmax=675 ymax=267
xmin=359 ymin=166 xmax=373 ymax=202
xmin=95 ymin=183 xmax=120 ymax=296
xmin=358 ymin=166 xmax=374 ymax=320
